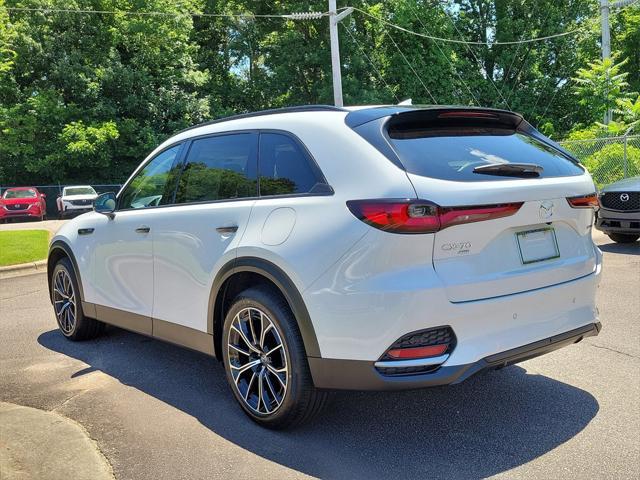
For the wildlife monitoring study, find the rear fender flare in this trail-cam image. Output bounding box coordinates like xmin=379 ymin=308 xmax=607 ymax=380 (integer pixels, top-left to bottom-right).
xmin=207 ymin=257 xmax=321 ymax=358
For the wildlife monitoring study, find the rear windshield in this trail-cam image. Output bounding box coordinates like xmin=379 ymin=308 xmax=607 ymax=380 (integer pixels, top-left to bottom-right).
xmin=387 ymin=128 xmax=584 ymax=181
xmin=3 ymin=189 xmax=36 ymax=199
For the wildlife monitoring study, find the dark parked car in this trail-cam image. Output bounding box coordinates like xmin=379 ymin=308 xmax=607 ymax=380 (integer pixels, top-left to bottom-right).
xmin=596 ymin=176 xmax=640 ymax=243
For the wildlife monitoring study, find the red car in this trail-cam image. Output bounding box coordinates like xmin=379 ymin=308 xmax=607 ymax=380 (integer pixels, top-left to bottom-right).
xmin=0 ymin=187 xmax=47 ymax=222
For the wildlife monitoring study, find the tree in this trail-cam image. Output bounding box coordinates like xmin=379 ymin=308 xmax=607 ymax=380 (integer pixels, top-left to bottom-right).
xmin=573 ymin=54 xmax=631 ymax=125
xmin=1 ymin=1 xmax=640 ymax=187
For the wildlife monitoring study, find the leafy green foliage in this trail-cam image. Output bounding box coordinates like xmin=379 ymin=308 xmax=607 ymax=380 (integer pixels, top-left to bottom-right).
xmin=573 ymin=55 xmax=631 ymax=123
xmin=1 ymin=0 xmax=639 ymax=186
xmin=582 ymin=143 xmax=640 ymax=188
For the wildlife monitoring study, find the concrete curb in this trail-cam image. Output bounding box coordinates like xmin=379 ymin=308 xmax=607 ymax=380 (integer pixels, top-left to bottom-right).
xmin=0 ymin=259 xmax=47 ymax=279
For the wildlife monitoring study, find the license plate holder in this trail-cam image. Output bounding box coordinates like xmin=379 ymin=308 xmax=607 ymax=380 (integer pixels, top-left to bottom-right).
xmin=516 ymin=227 xmax=560 ymax=264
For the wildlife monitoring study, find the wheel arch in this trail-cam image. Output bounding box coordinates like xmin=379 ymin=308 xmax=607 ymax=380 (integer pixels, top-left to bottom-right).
xmin=208 ymin=257 xmax=321 ymax=360
xmin=47 ymin=240 xmax=85 ymax=305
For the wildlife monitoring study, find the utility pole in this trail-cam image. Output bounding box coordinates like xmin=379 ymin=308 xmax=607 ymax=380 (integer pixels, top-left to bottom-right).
xmin=600 ymin=0 xmax=611 ymax=60
xmin=600 ymin=0 xmax=635 ymax=123
xmin=328 ymin=2 xmax=353 ymax=107
xmin=600 ymin=0 xmax=612 ymax=123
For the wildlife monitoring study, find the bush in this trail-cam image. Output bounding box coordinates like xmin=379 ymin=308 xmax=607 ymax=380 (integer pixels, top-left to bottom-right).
xmin=582 ymin=143 xmax=640 ymax=188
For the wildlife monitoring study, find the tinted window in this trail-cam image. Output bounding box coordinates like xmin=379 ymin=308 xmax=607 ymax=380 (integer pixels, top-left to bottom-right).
xmin=388 ymin=128 xmax=584 ymax=182
xmin=259 ymin=133 xmax=319 ymax=196
xmin=119 ymin=144 xmax=182 ymax=209
xmin=175 ymin=133 xmax=257 ymax=204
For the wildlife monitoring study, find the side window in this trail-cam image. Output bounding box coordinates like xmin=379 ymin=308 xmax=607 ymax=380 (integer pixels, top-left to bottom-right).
xmin=258 ymin=133 xmax=321 ymax=196
xmin=119 ymin=144 xmax=182 ymax=209
xmin=175 ymin=133 xmax=258 ymax=204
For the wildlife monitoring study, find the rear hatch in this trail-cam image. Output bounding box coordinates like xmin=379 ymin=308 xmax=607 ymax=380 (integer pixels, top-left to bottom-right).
xmin=384 ymin=108 xmax=598 ymax=302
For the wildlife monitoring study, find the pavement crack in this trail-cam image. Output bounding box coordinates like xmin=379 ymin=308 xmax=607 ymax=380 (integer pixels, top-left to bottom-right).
xmin=587 ymin=342 xmax=638 ymax=359
xmin=51 ymin=390 xmax=87 ymax=412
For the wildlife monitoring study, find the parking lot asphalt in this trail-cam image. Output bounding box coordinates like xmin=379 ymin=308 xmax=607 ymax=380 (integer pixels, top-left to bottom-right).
xmin=0 ymin=231 xmax=638 ymax=480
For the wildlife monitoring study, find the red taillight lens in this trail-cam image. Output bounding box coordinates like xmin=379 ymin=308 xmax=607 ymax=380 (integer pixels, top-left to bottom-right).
xmin=346 ymin=200 xmax=440 ymax=233
xmin=439 ymin=203 xmax=523 ymax=229
xmin=386 ymin=344 xmax=448 ymax=359
xmin=567 ymin=193 xmax=599 ymax=209
xmin=347 ymin=199 xmax=523 ymax=233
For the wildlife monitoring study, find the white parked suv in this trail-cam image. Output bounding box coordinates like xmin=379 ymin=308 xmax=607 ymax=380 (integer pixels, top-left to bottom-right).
xmin=60 ymin=185 xmax=98 ymax=217
xmin=47 ymin=105 xmax=602 ymax=428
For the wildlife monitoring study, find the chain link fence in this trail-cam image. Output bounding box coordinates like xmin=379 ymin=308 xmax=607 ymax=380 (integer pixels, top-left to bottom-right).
xmin=559 ymin=135 xmax=640 ymax=189
xmin=0 ymin=184 xmax=121 ymax=218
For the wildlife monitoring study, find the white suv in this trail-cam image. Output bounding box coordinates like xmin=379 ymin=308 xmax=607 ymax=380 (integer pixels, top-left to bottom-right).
xmin=60 ymin=185 xmax=98 ymax=217
xmin=47 ymin=105 xmax=602 ymax=428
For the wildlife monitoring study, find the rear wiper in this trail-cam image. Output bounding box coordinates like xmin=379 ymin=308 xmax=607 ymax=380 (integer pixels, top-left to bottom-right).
xmin=473 ymin=163 xmax=543 ymax=178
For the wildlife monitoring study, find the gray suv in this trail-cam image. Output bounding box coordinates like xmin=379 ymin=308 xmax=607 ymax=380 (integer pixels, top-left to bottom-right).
xmin=596 ymin=176 xmax=640 ymax=243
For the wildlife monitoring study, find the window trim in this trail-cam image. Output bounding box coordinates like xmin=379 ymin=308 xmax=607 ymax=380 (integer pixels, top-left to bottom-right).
xmin=114 ymin=128 xmax=334 ymax=213
xmin=116 ymin=141 xmax=187 ymax=212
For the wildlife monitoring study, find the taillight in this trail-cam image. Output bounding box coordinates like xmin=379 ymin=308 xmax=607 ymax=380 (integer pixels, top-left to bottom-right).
xmin=347 ymin=199 xmax=523 ymax=234
xmin=439 ymin=203 xmax=523 ymax=229
xmin=567 ymin=193 xmax=599 ymax=209
xmin=346 ymin=199 xmax=440 ymax=233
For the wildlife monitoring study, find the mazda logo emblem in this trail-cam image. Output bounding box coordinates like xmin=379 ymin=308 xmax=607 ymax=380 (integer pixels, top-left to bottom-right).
xmin=539 ymin=201 xmax=554 ymax=220
xmin=620 ymin=193 xmax=630 ymax=202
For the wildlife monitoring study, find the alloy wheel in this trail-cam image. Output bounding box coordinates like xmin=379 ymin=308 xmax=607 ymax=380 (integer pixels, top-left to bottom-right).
xmin=53 ymin=269 xmax=77 ymax=334
xmin=227 ymin=307 xmax=288 ymax=415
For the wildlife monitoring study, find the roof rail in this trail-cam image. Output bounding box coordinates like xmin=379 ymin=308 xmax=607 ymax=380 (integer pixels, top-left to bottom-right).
xmin=176 ymin=105 xmax=347 ymax=135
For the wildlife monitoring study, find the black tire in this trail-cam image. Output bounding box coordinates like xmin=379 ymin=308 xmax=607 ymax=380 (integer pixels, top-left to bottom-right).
xmin=51 ymin=257 xmax=105 ymax=341
xmin=608 ymin=233 xmax=639 ymax=243
xmin=222 ymin=286 xmax=328 ymax=429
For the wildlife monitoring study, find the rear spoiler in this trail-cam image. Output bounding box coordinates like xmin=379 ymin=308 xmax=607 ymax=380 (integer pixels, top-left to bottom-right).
xmin=344 ymin=106 xmax=523 ymax=129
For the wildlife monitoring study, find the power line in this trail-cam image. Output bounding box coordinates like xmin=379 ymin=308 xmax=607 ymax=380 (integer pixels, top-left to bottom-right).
xmin=539 ymin=80 xmax=564 ymax=123
xmin=434 ymin=5 xmax=511 ymax=110
xmin=4 ymin=6 xmax=330 ymax=19
xmin=6 ymin=5 xmax=593 ymax=45
xmin=382 ymin=30 xmax=438 ymax=104
xmin=504 ymin=2 xmax=556 ymax=106
xmin=345 ymin=7 xmax=587 ymax=46
xmin=498 ymin=0 xmax=543 ymax=99
xmin=404 ymin=4 xmax=479 ymax=106
xmin=340 ymin=23 xmax=400 ymax=104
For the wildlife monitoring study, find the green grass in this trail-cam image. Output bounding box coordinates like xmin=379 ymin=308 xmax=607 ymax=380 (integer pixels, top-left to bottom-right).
xmin=0 ymin=230 xmax=49 ymax=267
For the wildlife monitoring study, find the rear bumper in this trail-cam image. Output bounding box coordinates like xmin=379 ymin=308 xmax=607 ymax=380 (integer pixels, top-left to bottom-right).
xmin=309 ymin=322 xmax=601 ymax=390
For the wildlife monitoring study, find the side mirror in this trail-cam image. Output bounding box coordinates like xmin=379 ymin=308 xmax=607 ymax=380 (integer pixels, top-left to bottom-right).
xmin=94 ymin=192 xmax=117 ymax=219
xmin=41 ymin=193 xmax=46 ymax=198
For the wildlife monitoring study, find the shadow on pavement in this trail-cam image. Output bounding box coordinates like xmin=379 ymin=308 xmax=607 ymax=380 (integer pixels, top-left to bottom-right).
xmin=598 ymin=240 xmax=639 ymax=255
xmin=39 ymin=327 xmax=598 ymax=479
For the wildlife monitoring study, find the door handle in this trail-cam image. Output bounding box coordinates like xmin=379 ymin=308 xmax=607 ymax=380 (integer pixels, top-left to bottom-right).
xmin=216 ymin=225 xmax=238 ymax=234
xmin=135 ymin=226 xmax=151 ymax=234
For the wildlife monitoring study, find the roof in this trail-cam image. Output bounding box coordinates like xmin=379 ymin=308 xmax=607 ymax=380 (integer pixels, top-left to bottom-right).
xmin=174 ymin=104 xmax=522 ymax=136
xmin=176 ymin=105 xmax=346 ymax=135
